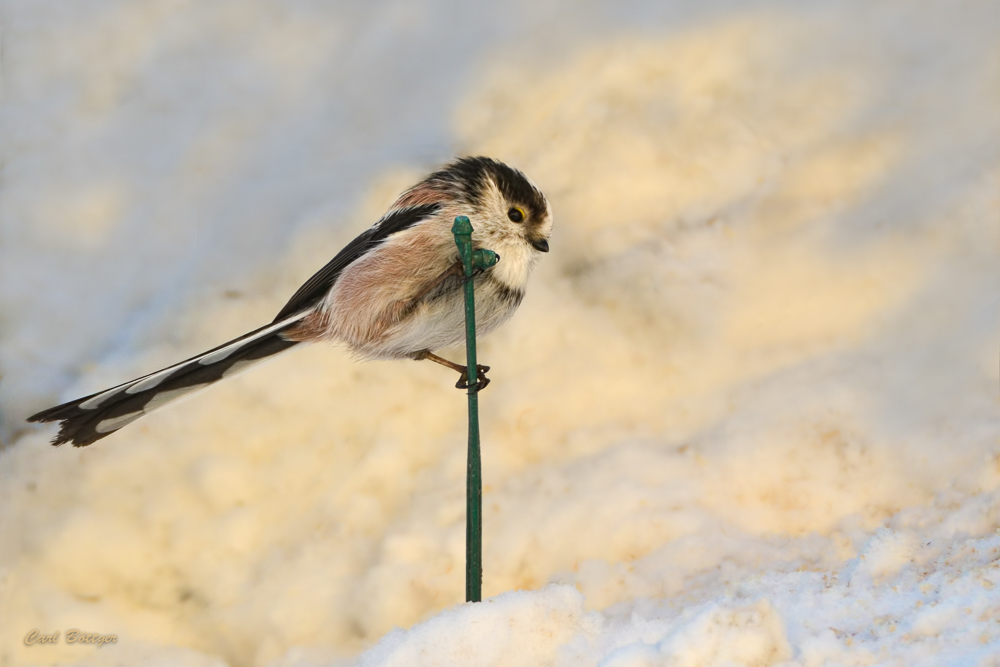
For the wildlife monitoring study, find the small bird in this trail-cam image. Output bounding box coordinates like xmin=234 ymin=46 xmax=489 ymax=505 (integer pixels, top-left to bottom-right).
xmin=29 ymin=157 xmax=552 ymax=447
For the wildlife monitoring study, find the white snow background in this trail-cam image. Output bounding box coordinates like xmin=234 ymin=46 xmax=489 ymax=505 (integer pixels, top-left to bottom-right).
xmin=1 ymin=0 xmax=998 ymax=666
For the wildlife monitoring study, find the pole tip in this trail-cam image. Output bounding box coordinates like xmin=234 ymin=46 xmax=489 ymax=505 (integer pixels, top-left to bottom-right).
xmin=452 ymin=215 xmax=473 ymax=236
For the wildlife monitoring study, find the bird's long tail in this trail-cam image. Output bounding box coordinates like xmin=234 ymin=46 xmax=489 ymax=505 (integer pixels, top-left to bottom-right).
xmin=28 ymin=313 xmax=309 ymax=447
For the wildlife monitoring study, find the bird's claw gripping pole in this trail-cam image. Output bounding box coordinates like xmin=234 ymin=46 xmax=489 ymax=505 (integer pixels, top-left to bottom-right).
xmin=452 ymin=215 xmax=498 ymax=603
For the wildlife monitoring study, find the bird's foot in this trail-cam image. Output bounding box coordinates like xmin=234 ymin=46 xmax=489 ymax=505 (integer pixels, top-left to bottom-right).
xmin=456 ymin=364 xmax=491 ymax=391
xmin=413 ymin=350 xmax=491 ymax=391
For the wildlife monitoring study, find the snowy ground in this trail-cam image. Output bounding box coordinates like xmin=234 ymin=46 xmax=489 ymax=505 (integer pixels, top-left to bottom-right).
xmin=1 ymin=1 xmax=998 ymax=665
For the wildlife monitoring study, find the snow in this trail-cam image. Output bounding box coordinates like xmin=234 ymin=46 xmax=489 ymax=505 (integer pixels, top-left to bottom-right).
xmin=1 ymin=0 xmax=998 ymax=666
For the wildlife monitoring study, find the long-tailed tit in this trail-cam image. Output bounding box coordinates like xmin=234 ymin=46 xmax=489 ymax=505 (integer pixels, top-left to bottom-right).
xmin=29 ymin=156 xmax=552 ymax=447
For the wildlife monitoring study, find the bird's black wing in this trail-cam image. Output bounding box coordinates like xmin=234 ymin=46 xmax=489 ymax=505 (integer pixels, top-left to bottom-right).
xmin=272 ymin=203 xmax=442 ymax=322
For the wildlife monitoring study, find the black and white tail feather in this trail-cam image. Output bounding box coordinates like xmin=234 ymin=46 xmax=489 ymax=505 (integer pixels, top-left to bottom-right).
xmin=28 ymin=313 xmax=306 ymax=447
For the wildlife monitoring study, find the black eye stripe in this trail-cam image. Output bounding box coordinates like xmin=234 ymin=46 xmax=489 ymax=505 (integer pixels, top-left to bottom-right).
xmin=507 ymin=207 xmax=524 ymax=223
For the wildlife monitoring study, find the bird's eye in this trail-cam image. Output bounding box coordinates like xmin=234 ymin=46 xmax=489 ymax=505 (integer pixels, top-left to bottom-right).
xmin=507 ymin=207 xmax=525 ymax=223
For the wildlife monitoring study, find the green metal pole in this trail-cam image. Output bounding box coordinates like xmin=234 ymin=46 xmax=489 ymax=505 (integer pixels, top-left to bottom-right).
xmin=451 ymin=215 xmax=498 ymax=603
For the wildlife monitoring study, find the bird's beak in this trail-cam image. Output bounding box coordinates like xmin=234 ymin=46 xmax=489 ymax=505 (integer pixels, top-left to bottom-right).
xmin=531 ymin=238 xmax=549 ymax=253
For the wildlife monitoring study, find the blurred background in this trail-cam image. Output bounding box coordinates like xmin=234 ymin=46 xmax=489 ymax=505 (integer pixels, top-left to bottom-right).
xmin=1 ymin=1 xmax=998 ymax=665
